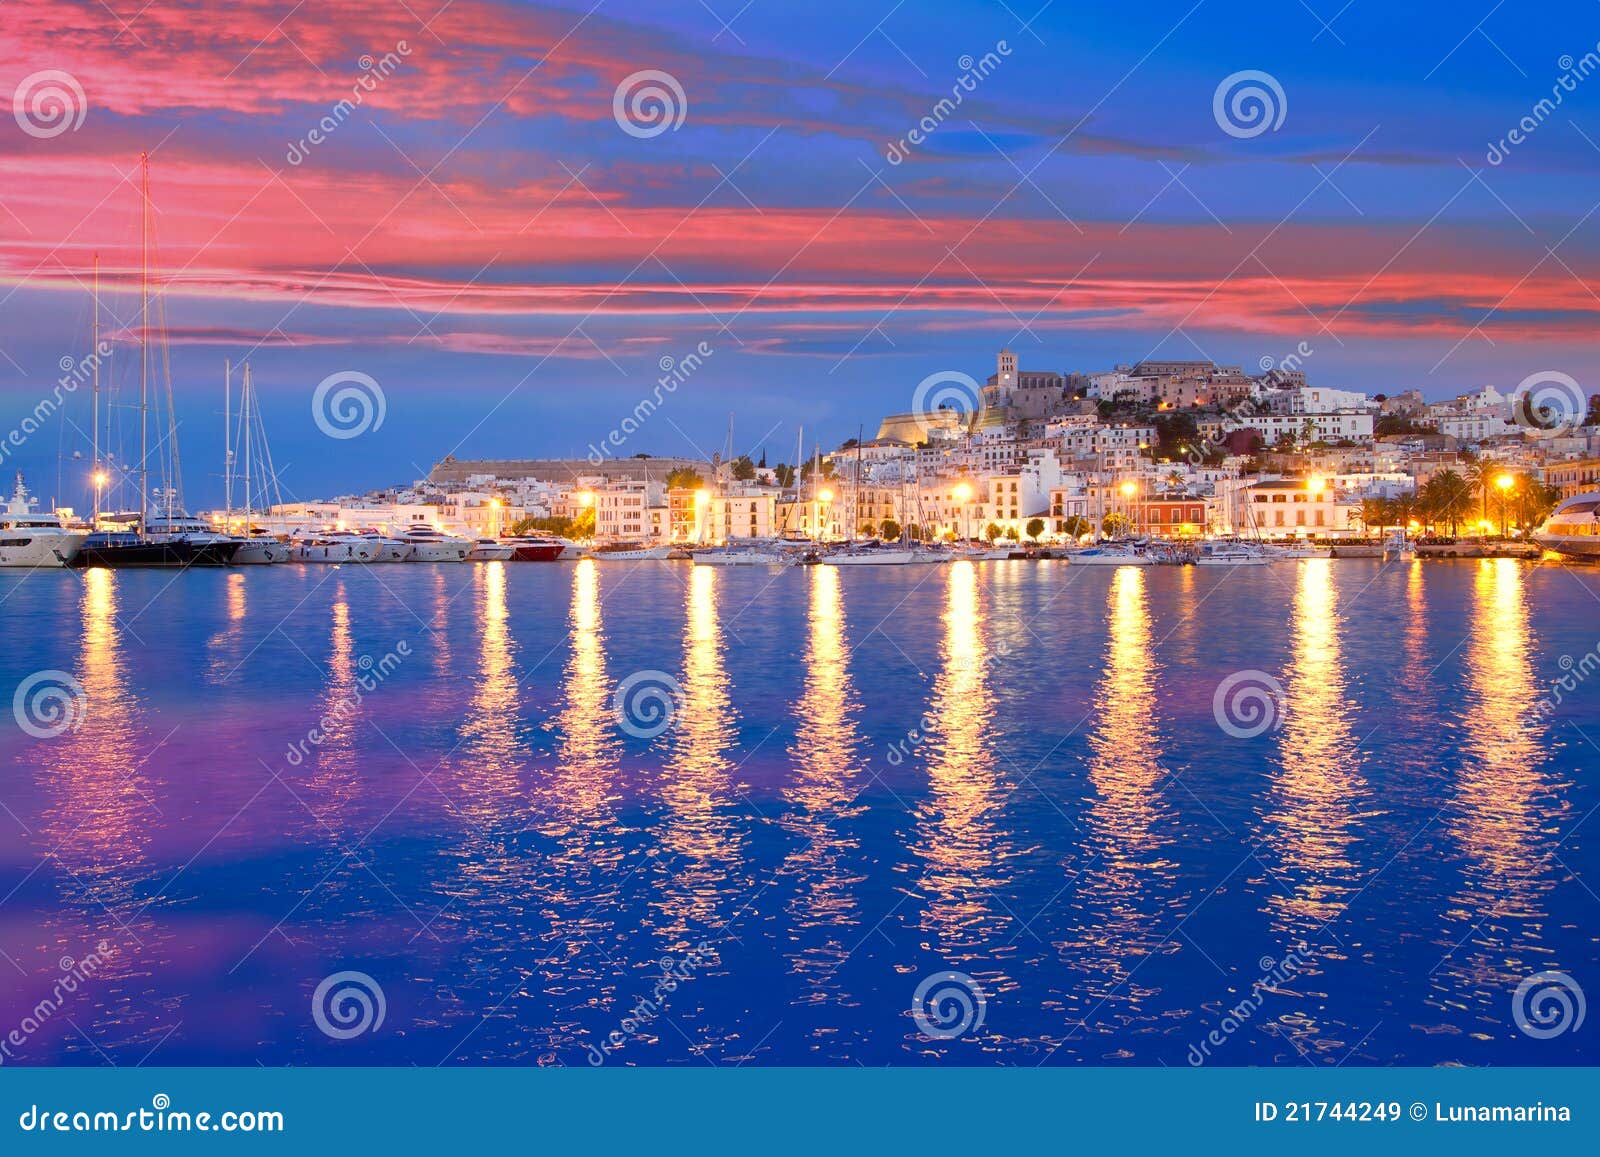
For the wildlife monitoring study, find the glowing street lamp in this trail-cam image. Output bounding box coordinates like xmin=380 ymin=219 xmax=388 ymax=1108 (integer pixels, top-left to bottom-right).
xmin=952 ymin=481 xmax=974 ymax=541
xmin=489 ymin=497 xmax=502 ymax=538
xmin=1308 ymin=475 xmax=1327 ymax=495
xmin=1119 ymin=480 xmax=1137 ymax=538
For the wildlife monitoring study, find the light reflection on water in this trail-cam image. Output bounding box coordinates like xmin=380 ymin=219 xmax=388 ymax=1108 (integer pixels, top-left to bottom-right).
xmin=3 ymin=559 xmax=1597 ymax=1067
xmin=1430 ymin=559 xmax=1567 ymax=1025
xmin=780 ymin=565 xmax=867 ymax=1053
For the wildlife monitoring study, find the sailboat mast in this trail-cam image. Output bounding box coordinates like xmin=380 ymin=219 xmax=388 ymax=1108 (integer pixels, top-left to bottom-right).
xmin=242 ymin=363 xmax=253 ymax=526
xmin=138 ymin=152 xmax=149 ymax=533
xmin=92 ymin=253 xmax=100 ymax=523
xmin=224 ymin=358 xmax=232 ymax=526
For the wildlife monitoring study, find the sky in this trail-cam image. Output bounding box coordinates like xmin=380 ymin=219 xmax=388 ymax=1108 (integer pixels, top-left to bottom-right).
xmin=2 ymin=0 xmax=1600 ymax=509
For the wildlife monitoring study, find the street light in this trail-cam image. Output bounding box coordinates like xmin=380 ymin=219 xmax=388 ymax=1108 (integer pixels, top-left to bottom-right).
xmin=1496 ymin=473 xmax=1516 ymax=539
xmin=489 ymin=497 xmax=502 ymax=538
xmin=952 ymin=481 xmax=974 ymax=542
xmin=1119 ymin=480 xmax=1137 ymax=539
xmin=814 ymin=486 xmax=834 ymax=542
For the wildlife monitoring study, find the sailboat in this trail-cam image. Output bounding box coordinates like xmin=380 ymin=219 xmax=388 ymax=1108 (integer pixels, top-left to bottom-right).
xmin=74 ymin=154 xmax=238 ymax=568
xmin=224 ymin=361 xmax=289 ymax=564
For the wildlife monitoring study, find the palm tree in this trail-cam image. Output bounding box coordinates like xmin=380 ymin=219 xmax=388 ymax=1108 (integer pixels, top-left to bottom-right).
xmin=1464 ymin=459 xmax=1494 ymax=530
xmin=1164 ymin=469 xmax=1184 ymax=491
xmin=1420 ymin=469 xmax=1473 ymax=535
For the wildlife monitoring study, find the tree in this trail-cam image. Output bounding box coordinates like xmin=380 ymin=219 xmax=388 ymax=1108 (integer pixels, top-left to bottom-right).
xmin=1003 ymin=525 xmax=1020 ymax=541
xmin=859 ymin=521 xmax=878 ymax=539
xmin=985 ymin=522 xmax=1002 ymax=543
xmin=1060 ymin=514 xmax=1092 ymax=540
xmin=1359 ymin=498 xmax=1391 ymax=539
xmin=1025 ymin=517 xmax=1045 ymax=542
xmin=1464 ymin=459 xmax=1494 ymax=529
xmin=880 ymin=518 xmax=902 ymax=541
xmin=1101 ymin=512 xmax=1131 ymax=537
xmin=905 ymin=523 xmax=923 ymax=541
xmin=730 ymin=455 xmax=756 ymax=482
xmin=666 ymin=467 xmax=703 ymax=490
xmin=772 ymin=463 xmax=796 ymax=488
xmin=1164 ymin=470 xmax=1185 ymax=491
xmin=1419 ymin=469 xmax=1474 ymax=535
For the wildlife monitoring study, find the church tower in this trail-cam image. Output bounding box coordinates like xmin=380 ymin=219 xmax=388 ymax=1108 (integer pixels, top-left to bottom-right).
xmin=996 ymin=348 xmax=1017 ymax=397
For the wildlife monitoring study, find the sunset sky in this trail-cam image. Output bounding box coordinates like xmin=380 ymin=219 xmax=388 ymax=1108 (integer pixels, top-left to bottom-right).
xmin=2 ymin=0 xmax=1598 ymax=505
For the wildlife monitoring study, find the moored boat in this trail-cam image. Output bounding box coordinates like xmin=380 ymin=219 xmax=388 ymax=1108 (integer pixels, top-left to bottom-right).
xmin=503 ymin=535 xmax=566 ymax=561
xmin=466 ymin=538 xmax=514 ymax=561
xmin=0 ymin=475 xmax=88 ymax=568
xmin=590 ymin=543 xmax=673 ymax=561
xmin=691 ymin=545 xmax=788 ymax=566
xmin=1533 ymin=492 xmax=1600 ymax=559
xmin=1068 ymin=544 xmax=1153 ymax=566
xmin=398 ymin=524 xmax=470 ymax=562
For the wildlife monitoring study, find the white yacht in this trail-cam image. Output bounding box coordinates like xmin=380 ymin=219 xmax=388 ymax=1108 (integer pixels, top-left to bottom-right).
xmin=691 ymin=545 xmax=788 ymax=566
xmin=1195 ymin=543 xmax=1279 ymax=567
xmin=232 ymin=528 xmax=290 ymax=565
xmin=1383 ymin=530 xmax=1416 ymax=562
xmin=1271 ymin=542 xmax=1333 ymax=560
xmin=398 ymin=524 xmax=470 ymax=562
xmin=467 ymin=538 xmax=514 ymax=561
xmin=1068 ymin=544 xmax=1153 ymax=566
xmin=820 ymin=542 xmax=914 ymax=565
xmin=291 ymin=535 xmax=374 ymax=564
xmin=355 ymin=529 xmax=410 ymax=562
xmin=590 ymin=543 xmax=674 ymax=561
xmin=0 ymin=476 xmax=88 ymax=568
xmin=1533 ymin=493 xmax=1600 ymax=559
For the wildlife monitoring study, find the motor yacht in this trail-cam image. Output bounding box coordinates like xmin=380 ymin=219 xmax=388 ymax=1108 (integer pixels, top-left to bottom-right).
xmin=590 ymin=543 xmax=674 ymax=561
xmin=1533 ymin=492 xmax=1600 ymax=559
xmin=398 ymin=524 xmax=470 ymax=562
xmin=467 ymin=538 xmax=515 ymax=561
xmin=691 ymin=545 xmax=789 ymax=566
xmin=503 ymin=536 xmax=566 ymax=561
xmin=1068 ymin=544 xmax=1153 ymax=566
xmin=0 ymin=475 xmax=88 ymax=568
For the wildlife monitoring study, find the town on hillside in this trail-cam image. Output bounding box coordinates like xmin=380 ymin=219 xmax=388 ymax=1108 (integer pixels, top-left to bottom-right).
xmin=221 ymin=350 xmax=1600 ymax=547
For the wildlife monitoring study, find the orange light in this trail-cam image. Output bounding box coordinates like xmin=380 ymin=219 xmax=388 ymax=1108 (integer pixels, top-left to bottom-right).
xmin=951 ymin=482 xmax=973 ymax=503
xmin=1308 ymin=475 xmax=1326 ymax=495
xmin=818 ymin=487 xmax=835 ymax=504
xmin=1495 ymin=473 xmax=1515 ymax=491
xmin=693 ymin=489 xmax=710 ymax=506
xmin=92 ymin=470 xmax=107 ymax=488
xmin=575 ymin=490 xmax=595 ymax=507
xmin=1120 ymin=481 xmax=1137 ymax=497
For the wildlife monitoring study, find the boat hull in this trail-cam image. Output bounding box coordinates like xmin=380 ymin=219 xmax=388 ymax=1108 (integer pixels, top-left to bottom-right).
xmin=508 ymin=543 xmax=564 ymax=562
xmin=232 ymin=540 xmax=290 ymax=565
xmin=0 ymin=531 xmax=87 ymax=568
xmin=404 ymin=543 xmax=469 ymax=562
xmin=467 ymin=545 xmax=515 ymax=561
xmin=1532 ymin=534 xmax=1600 ymax=559
xmin=592 ymin=547 xmax=673 ymax=561
xmin=821 ymin=550 xmax=914 ymax=565
xmin=73 ymin=538 xmax=240 ymax=568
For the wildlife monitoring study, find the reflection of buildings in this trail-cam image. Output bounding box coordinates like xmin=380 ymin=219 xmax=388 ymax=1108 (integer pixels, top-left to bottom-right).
xmin=655 ymin=567 xmax=744 ymax=949
xmin=1255 ymin=560 xmax=1365 ymax=1062
xmin=1055 ymin=567 xmax=1180 ymax=1036
xmin=455 ymin=563 xmax=524 ymax=818
xmin=912 ymin=563 xmax=1012 ymax=973
xmin=781 ymin=567 xmax=866 ymax=1053
xmin=41 ymin=569 xmax=154 ymax=906
xmin=1261 ymin=560 xmax=1363 ymax=932
xmin=1431 ymin=560 xmax=1564 ymax=1024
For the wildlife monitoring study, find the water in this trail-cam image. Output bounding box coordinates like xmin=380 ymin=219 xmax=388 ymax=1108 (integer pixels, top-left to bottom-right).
xmin=2 ymin=557 xmax=1598 ymax=1067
